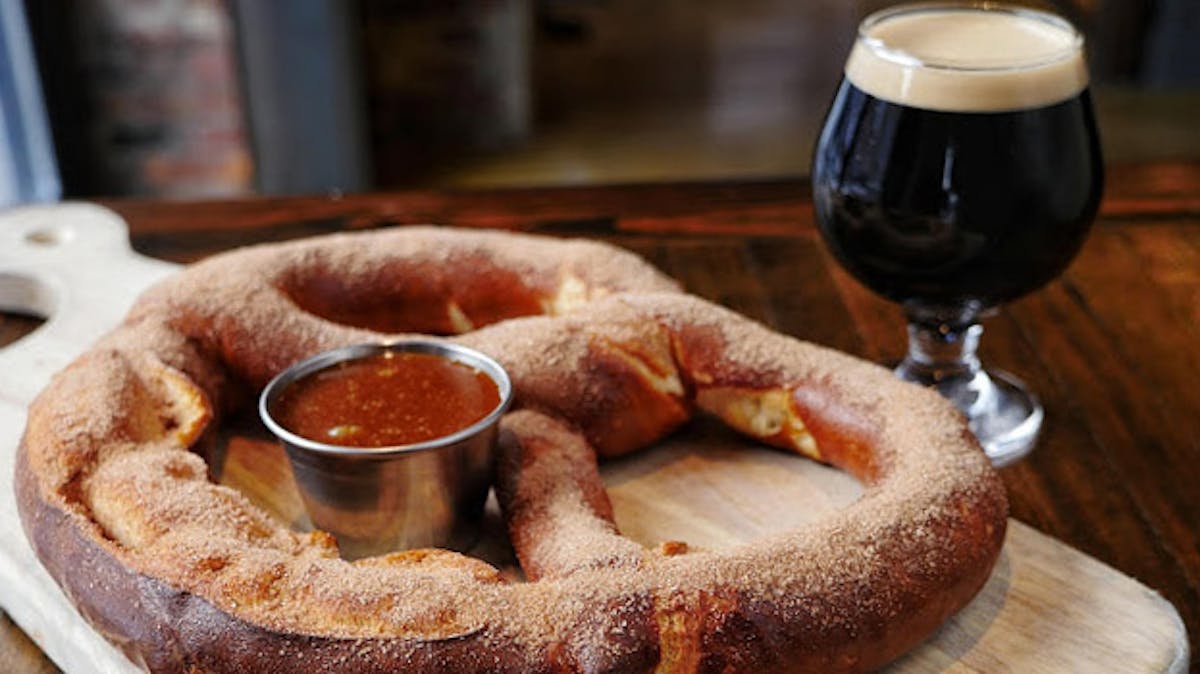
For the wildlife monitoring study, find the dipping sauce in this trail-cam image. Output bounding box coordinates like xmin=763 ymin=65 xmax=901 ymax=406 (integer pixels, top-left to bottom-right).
xmin=272 ymin=351 xmax=501 ymax=448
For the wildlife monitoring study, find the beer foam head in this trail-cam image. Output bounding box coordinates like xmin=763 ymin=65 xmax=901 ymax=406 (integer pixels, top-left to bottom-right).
xmin=844 ymin=4 xmax=1088 ymax=112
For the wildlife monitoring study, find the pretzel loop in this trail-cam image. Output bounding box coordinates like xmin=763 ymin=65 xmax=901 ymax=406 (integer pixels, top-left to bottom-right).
xmin=17 ymin=228 xmax=1006 ymax=673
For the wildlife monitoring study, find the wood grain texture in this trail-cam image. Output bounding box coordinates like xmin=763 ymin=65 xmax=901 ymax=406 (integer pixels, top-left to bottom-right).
xmin=0 ymin=611 xmax=59 ymax=674
xmin=0 ymin=314 xmax=43 ymax=351
xmin=1 ymin=160 xmax=1195 ymax=671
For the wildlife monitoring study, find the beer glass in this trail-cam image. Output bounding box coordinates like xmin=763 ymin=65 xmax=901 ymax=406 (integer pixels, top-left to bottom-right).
xmin=812 ymin=3 xmax=1103 ymax=465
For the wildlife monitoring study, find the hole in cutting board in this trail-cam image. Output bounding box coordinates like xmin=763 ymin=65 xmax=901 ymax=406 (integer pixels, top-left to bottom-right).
xmin=24 ymin=225 xmax=75 ymax=247
xmin=0 ymin=272 xmax=54 ymax=350
xmin=0 ymin=311 xmax=44 ymax=349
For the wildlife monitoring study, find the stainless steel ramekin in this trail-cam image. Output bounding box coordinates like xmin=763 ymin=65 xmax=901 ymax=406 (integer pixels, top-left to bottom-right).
xmin=259 ymin=340 xmax=512 ymax=559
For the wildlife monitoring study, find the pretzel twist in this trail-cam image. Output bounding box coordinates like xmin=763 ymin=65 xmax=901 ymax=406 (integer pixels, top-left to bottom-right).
xmin=17 ymin=227 xmax=1006 ymax=673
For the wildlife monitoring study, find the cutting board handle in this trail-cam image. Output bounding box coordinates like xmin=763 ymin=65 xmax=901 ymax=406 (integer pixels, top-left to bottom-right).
xmin=0 ymin=203 xmax=178 ymax=404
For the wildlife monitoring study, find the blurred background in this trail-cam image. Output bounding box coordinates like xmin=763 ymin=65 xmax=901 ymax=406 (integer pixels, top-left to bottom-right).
xmin=6 ymin=0 xmax=1200 ymax=202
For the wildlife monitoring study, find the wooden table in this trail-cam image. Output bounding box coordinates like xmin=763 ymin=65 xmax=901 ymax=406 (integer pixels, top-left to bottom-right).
xmin=2 ymin=160 xmax=1197 ymax=671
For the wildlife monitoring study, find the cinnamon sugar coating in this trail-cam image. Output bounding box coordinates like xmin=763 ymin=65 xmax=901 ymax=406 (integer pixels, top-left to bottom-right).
xmin=16 ymin=227 xmax=1006 ymax=673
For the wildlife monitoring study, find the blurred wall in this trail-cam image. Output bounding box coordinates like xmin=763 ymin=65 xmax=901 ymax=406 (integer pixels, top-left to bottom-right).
xmin=25 ymin=0 xmax=252 ymax=198
xmin=22 ymin=0 xmax=1200 ymax=198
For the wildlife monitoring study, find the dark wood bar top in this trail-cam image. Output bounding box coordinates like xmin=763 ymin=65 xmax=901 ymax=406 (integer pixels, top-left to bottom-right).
xmin=2 ymin=159 xmax=1197 ymax=671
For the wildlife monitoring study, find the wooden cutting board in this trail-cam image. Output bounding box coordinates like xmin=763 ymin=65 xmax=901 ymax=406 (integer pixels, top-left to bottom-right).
xmin=0 ymin=205 xmax=1188 ymax=673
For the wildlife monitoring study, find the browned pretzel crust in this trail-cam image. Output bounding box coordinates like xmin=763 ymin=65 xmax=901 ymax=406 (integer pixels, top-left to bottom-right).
xmin=16 ymin=227 xmax=1006 ymax=673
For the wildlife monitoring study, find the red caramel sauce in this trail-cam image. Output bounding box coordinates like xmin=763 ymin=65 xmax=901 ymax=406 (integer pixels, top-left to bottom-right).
xmin=273 ymin=352 xmax=500 ymax=448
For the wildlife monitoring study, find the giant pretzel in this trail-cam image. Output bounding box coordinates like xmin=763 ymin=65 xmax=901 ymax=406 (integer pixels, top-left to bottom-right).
xmin=17 ymin=227 xmax=1006 ymax=673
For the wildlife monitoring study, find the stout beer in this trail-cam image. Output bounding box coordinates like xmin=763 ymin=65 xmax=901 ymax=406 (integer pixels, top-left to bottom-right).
xmin=812 ymin=4 xmax=1104 ymax=464
xmin=812 ymin=6 xmax=1103 ymax=310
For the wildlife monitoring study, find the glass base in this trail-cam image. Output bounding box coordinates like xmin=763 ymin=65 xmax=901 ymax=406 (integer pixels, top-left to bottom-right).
xmin=969 ymin=369 xmax=1043 ymax=467
xmin=893 ymin=316 xmax=1043 ymax=467
xmin=895 ymin=360 xmax=1043 ymax=467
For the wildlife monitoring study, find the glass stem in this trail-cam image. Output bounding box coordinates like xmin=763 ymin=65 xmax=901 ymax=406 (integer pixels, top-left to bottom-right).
xmin=894 ymin=317 xmax=996 ymax=421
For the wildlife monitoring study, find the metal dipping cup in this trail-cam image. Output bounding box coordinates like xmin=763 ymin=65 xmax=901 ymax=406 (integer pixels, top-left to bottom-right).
xmin=259 ymin=340 xmax=512 ymax=560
